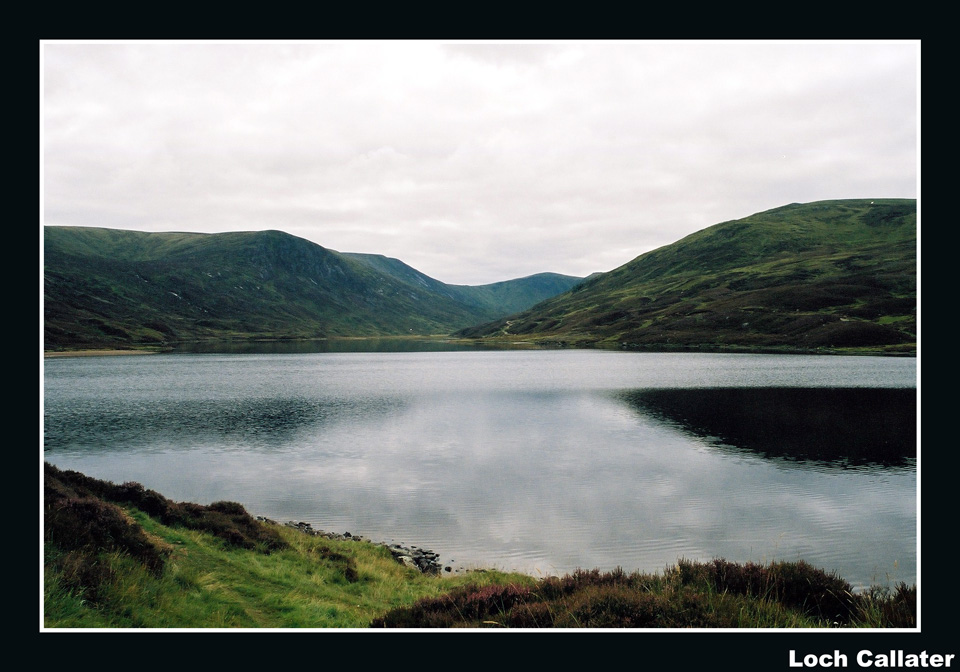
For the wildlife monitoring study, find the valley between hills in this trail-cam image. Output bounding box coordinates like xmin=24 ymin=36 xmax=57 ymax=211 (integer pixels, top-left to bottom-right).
xmin=43 ymin=198 xmax=916 ymax=355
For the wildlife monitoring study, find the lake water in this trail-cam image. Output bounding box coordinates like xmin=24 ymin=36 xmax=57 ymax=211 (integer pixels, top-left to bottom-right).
xmin=43 ymin=348 xmax=917 ymax=589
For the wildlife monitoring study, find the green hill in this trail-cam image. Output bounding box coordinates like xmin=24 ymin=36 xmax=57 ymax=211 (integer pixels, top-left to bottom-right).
xmin=42 ymin=227 xmax=581 ymax=350
xmin=344 ymin=252 xmax=583 ymax=321
xmin=43 ymin=199 xmax=917 ymax=353
xmin=456 ymin=199 xmax=917 ymax=354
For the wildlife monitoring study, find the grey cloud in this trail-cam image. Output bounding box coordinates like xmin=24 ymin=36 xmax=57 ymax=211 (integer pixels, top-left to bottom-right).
xmin=43 ymin=41 xmax=918 ymax=285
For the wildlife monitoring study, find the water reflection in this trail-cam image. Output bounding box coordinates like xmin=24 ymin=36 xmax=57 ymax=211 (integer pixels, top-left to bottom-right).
xmin=616 ymin=388 xmax=916 ymax=468
xmin=43 ymin=352 xmax=918 ymax=586
xmin=43 ymin=395 xmax=409 ymax=452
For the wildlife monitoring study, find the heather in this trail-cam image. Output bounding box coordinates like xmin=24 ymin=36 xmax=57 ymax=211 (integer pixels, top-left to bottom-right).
xmin=372 ymin=563 xmax=916 ymax=629
xmin=44 ymin=463 xmax=914 ymax=629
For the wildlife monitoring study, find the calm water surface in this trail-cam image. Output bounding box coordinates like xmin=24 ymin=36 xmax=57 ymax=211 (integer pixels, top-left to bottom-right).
xmin=43 ymin=349 xmax=917 ymax=588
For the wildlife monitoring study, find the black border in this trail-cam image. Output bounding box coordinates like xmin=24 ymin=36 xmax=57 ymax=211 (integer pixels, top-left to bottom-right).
xmin=38 ymin=25 xmax=931 ymax=671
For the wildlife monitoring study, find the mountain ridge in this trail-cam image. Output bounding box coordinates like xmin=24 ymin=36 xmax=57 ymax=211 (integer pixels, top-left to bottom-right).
xmin=43 ymin=198 xmax=917 ymax=353
xmin=42 ymin=226 xmax=583 ymax=349
xmin=343 ymin=252 xmax=584 ymax=320
xmin=456 ymin=198 xmax=916 ymax=354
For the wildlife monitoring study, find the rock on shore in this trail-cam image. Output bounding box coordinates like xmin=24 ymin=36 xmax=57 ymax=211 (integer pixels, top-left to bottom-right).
xmin=257 ymin=517 xmax=446 ymax=575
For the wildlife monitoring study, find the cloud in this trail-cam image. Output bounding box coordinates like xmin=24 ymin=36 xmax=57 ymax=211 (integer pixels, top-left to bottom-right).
xmin=42 ymin=41 xmax=918 ymax=285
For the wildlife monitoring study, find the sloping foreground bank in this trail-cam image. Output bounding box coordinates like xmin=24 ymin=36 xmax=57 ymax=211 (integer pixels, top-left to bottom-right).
xmin=43 ymin=463 xmax=914 ymax=628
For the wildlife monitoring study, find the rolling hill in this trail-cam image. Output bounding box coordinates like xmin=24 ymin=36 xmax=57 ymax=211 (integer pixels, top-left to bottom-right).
xmin=43 ymin=199 xmax=917 ymax=353
xmin=343 ymin=253 xmax=584 ymax=321
xmin=42 ymin=227 xmax=582 ymax=350
xmin=456 ymin=199 xmax=917 ymax=353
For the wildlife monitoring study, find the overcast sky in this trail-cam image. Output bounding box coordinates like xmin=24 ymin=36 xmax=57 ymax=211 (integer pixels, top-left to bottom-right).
xmin=42 ymin=41 xmax=918 ymax=286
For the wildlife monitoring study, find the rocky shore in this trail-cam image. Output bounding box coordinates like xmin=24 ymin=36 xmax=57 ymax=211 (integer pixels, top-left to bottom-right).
xmin=256 ymin=517 xmax=449 ymax=575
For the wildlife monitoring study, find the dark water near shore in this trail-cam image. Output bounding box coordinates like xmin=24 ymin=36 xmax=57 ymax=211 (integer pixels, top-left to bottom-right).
xmin=43 ymin=348 xmax=917 ymax=588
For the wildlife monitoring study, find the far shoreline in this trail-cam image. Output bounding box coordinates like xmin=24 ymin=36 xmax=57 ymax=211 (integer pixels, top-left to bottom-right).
xmin=44 ymin=349 xmax=161 ymax=358
xmin=41 ymin=336 xmax=917 ymax=358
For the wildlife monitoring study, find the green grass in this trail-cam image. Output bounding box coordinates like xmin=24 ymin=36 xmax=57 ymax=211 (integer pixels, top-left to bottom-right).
xmin=45 ymin=512 xmax=531 ymax=628
xmin=44 ymin=463 xmax=916 ymax=629
xmin=43 ymin=463 xmax=533 ymax=628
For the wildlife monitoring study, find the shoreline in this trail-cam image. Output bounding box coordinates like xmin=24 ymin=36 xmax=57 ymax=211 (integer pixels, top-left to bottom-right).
xmin=44 ymin=349 xmax=160 ymax=358
xmin=43 ymin=340 xmax=917 ymax=357
xmin=258 ymin=517 xmax=449 ymax=575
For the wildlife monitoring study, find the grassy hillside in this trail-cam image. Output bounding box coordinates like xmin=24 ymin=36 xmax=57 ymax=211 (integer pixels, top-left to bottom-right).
xmin=43 ymin=462 xmax=533 ymax=627
xmin=456 ymin=199 xmax=917 ymax=354
xmin=44 ymin=463 xmax=915 ymax=628
xmin=452 ymin=272 xmax=589 ymax=318
xmin=43 ymin=198 xmax=916 ymax=353
xmin=345 ymin=252 xmax=584 ymax=320
xmin=43 ymin=227 xmax=580 ymax=350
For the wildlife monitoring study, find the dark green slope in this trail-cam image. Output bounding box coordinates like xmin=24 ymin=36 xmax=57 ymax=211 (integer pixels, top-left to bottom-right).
xmin=343 ymin=253 xmax=461 ymax=297
xmin=457 ymin=199 xmax=917 ymax=353
xmin=43 ymin=227 xmax=583 ymax=350
xmin=453 ymin=273 xmax=588 ymax=318
xmin=345 ymin=252 xmax=584 ymax=321
xmin=43 ymin=227 xmax=490 ymax=348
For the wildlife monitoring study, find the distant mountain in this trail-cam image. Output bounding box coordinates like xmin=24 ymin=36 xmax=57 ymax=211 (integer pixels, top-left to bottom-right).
xmin=344 ymin=253 xmax=584 ymax=321
xmin=456 ymin=199 xmax=917 ymax=354
xmin=43 ymin=227 xmax=582 ymax=350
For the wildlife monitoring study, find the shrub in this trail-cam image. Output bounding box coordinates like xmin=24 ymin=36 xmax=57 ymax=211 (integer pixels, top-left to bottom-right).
xmin=556 ymin=585 xmax=669 ymax=628
xmin=458 ymin=583 xmax=533 ymax=620
xmin=856 ymin=582 xmax=916 ymax=628
xmin=371 ymin=583 xmax=534 ymax=628
xmin=505 ymin=601 xmax=555 ymax=628
xmin=309 ymin=546 xmax=359 ymax=583
xmin=371 ymin=560 xmax=907 ymax=629
xmin=677 ymin=558 xmax=856 ymax=624
xmin=44 ymin=463 xmax=287 ymax=552
xmin=208 ymin=501 xmax=249 ymax=516
xmin=46 ymin=496 xmax=167 ymax=575
xmin=53 ymin=549 xmax=116 ymax=603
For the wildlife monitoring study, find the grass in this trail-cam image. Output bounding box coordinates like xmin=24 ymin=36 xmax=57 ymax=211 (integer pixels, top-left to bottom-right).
xmin=43 ymin=463 xmax=915 ymax=629
xmin=44 ymin=494 xmax=535 ymax=629
xmin=43 ymin=463 xmax=533 ymax=628
xmin=371 ymin=562 xmax=916 ymax=629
